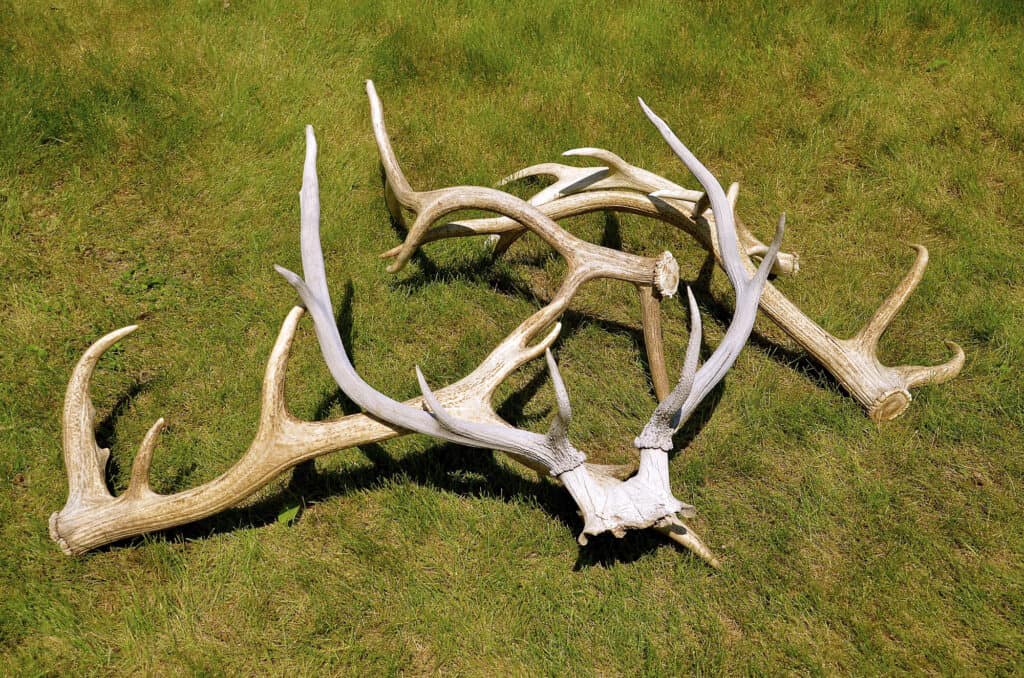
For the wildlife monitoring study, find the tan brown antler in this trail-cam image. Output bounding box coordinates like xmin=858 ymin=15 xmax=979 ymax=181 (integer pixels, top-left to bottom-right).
xmin=373 ymin=86 xmax=963 ymax=421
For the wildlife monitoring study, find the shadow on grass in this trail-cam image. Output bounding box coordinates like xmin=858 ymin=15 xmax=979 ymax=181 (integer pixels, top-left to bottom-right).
xmin=95 ymin=380 xmax=152 ymax=497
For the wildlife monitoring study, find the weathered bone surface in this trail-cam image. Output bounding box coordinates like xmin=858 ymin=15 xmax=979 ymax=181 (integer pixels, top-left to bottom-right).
xmin=51 ymin=89 xmax=777 ymax=565
xmin=372 ymin=85 xmax=964 ymax=421
xmin=279 ymin=107 xmax=781 ymax=565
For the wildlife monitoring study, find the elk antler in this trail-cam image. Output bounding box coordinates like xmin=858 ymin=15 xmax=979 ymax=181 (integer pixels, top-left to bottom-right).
xmin=50 ymin=104 xmax=696 ymax=557
xmin=280 ymin=98 xmax=781 ymax=564
xmin=372 ymin=86 xmax=963 ymax=422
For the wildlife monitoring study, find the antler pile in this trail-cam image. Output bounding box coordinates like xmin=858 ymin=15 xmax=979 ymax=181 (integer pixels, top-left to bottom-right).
xmin=50 ymin=80 xmax=959 ymax=563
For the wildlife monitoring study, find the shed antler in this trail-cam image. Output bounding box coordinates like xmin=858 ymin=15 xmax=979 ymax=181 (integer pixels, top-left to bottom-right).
xmin=367 ymin=81 xmax=681 ymax=401
xmin=372 ymin=84 xmax=963 ymax=421
xmin=279 ymin=105 xmax=781 ymax=564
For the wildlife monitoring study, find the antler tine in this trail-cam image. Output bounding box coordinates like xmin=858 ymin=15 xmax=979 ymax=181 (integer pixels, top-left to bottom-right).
xmin=366 ymin=79 xmax=417 ymax=209
xmin=638 ymin=98 xmax=784 ymax=431
xmin=895 ymin=341 xmax=966 ymax=389
xmin=851 ymin=245 xmax=965 ymax=381
xmin=654 ymin=515 xmax=722 ymax=569
xmin=563 ymin=147 xmax=706 ymax=202
xmin=124 ymin=417 xmax=165 ymax=500
xmin=277 ymin=126 xmax=590 ymax=475
xmin=853 ymin=244 xmax=929 ymax=351
xmin=635 ymin=287 xmax=702 ymax=451
xmin=60 ymin=324 xmax=138 ymax=511
xmin=637 ymin=98 xmax=746 ymax=286
xmin=497 ymin=162 xmax=611 ymax=204
xmin=543 ymin=348 xmax=572 ymax=443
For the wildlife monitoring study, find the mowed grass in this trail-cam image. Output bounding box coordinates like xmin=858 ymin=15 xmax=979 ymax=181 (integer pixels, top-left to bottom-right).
xmin=2 ymin=0 xmax=1023 ymax=673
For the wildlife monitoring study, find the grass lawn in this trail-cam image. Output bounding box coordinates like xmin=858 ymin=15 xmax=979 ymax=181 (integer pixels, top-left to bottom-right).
xmin=2 ymin=0 xmax=1022 ymax=673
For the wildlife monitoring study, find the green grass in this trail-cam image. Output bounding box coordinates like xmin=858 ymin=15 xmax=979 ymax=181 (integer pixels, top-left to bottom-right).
xmin=2 ymin=0 xmax=1023 ymax=673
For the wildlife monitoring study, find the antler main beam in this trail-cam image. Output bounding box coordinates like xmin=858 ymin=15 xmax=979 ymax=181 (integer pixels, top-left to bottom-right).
xmin=372 ymin=86 xmax=963 ymax=421
xmin=52 ymin=303 xmax=559 ymax=555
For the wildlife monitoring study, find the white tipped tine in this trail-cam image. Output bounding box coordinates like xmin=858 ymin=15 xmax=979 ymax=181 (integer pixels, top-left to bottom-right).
xmin=638 ymin=98 xmax=702 ymax=176
xmin=302 ymin=128 xmax=318 ymax=192
xmin=637 ymin=97 xmax=675 ymax=141
xmin=685 ymin=287 xmax=702 ymax=342
xmin=769 ymin=212 xmax=786 ymax=256
xmin=685 ymin=286 xmax=699 ymax=320
xmin=682 ymin=287 xmax=702 ymax=376
xmin=365 ymin=80 xmax=381 ymax=105
xmin=748 ymin=212 xmax=787 ymax=290
xmin=414 ymin=366 xmax=431 ymax=402
xmin=274 ymin=264 xmax=303 ymax=287
xmin=545 ymin=349 xmax=569 ymax=404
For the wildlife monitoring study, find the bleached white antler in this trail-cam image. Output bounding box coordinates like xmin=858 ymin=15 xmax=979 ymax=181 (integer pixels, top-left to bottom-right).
xmin=284 ymin=96 xmax=780 ymax=564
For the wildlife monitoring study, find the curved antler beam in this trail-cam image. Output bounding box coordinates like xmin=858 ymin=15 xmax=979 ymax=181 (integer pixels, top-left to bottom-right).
xmin=283 ymin=123 xmax=744 ymax=565
xmin=296 ymin=93 xmax=787 ymax=564
xmin=370 ymin=97 xmax=963 ymax=421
